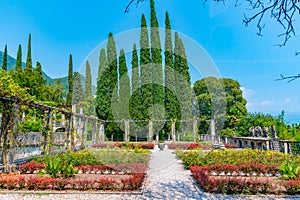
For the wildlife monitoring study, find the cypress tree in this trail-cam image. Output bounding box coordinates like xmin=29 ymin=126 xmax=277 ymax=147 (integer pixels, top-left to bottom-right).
xmin=25 ymin=34 xmax=32 ymax=71
xmin=73 ymin=72 xmax=84 ymax=104
xmin=97 ymin=48 xmax=107 ymax=82
xmin=130 ymin=43 xmax=141 ymax=117
xmin=16 ymin=44 xmax=22 ymax=72
xmin=131 ymin=44 xmax=139 ymax=93
xmin=2 ymin=45 xmax=7 ymax=71
xmin=66 ymin=54 xmax=73 ymax=105
xmin=85 ymin=60 xmax=92 ymax=99
xmin=140 ymin=14 xmax=152 ymax=121
xmin=118 ymin=49 xmax=131 ymax=120
xmin=34 ymin=61 xmax=46 ymax=99
xmin=106 ymin=33 xmax=120 ymax=140
xmin=174 ymin=32 xmax=192 ymax=133
xmin=96 ymin=49 xmax=110 ymax=120
xmin=164 ymin=12 xmax=177 ymax=136
xmin=150 ymin=0 xmax=164 ymax=120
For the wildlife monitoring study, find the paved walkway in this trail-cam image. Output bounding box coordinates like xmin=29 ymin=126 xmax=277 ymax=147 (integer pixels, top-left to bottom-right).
xmin=0 ymin=147 xmax=297 ymax=200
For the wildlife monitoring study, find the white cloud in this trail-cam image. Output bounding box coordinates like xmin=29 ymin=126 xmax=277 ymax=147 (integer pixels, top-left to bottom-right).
xmin=240 ymin=87 xmax=254 ymax=99
xmin=284 ymin=98 xmax=291 ymax=103
xmin=260 ymin=101 xmax=274 ymax=106
xmin=247 ymin=102 xmax=255 ymax=107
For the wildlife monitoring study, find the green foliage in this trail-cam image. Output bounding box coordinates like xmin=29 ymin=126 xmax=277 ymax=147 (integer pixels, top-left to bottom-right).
xmin=175 ymin=148 xmax=184 ymax=159
xmin=66 ymin=54 xmax=73 ymax=105
xmin=181 ymin=150 xmax=206 ymax=169
xmin=92 ymin=149 xmax=149 ymax=165
xmin=164 ymin=12 xmax=178 ymax=135
xmin=2 ymin=45 xmax=7 ymax=71
xmin=18 ymin=118 xmax=44 ymax=132
xmin=0 ymin=70 xmax=31 ymax=100
xmin=150 ymin=0 xmax=164 ymax=122
xmin=96 ymin=48 xmax=110 ymax=120
xmin=140 ymin=14 xmax=152 ymax=121
xmin=193 ymin=77 xmax=247 ymax=134
xmin=45 ymin=156 xmax=61 ymax=178
xmin=16 ymin=44 xmax=22 ymax=72
xmin=280 ymin=160 xmax=300 ymax=180
xmin=118 ymin=49 xmax=131 ymax=120
xmin=73 ymin=72 xmax=84 ymax=104
xmin=174 ymin=32 xmax=192 ymax=123
xmin=179 ymin=133 xmax=194 ymax=141
xmin=34 ymin=150 xmax=103 ymax=167
xmin=181 ymin=148 xmax=295 ymax=169
xmin=85 ymin=61 xmax=92 ymax=99
xmin=130 ymin=44 xmax=144 ymax=124
xmin=25 ymin=34 xmax=32 ymax=71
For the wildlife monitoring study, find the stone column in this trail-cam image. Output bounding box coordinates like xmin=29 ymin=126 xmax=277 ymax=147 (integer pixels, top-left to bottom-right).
xmin=81 ymin=118 xmax=87 ymax=148
xmin=99 ymin=123 xmax=105 ymax=142
xmin=124 ymin=120 xmax=130 ymax=142
xmin=171 ymin=120 xmax=176 ymax=142
xmin=148 ymin=120 xmax=153 ymax=142
xmin=193 ymin=119 xmax=198 ymax=142
xmin=61 ymin=114 xmax=66 ymax=127
xmin=210 ymin=119 xmax=216 ymax=137
xmin=46 ymin=111 xmax=53 ymax=155
xmin=92 ymin=120 xmax=97 ymax=145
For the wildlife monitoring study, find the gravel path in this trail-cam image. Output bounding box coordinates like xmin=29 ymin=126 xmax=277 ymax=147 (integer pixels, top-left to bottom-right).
xmin=0 ymin=146 xmax=298 ymax=200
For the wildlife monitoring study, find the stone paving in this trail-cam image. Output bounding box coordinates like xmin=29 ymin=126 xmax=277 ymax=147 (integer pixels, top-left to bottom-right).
xmin=0 ymin=146 xmax=298 ymax=200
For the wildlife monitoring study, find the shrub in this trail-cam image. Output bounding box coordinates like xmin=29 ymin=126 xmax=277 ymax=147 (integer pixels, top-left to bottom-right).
xmin=19 ymin=161 xmax=45 ymax=174
xmin=280 ymin=160 xmax=300 ymax=180
xmin=191 ymin=166 xmax=273 ymax=194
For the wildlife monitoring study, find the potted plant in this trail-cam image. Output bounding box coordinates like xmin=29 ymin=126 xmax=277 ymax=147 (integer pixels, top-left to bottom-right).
xmin=158 ymin=140 xmax=165 ymax=150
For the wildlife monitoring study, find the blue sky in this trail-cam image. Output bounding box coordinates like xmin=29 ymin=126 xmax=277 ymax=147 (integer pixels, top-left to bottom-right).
xmin=0 ymin=0 xmax=300 ymax=122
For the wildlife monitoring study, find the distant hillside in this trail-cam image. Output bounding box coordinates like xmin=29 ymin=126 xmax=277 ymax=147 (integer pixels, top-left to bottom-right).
xmin=0 ymin=51 xmax=53 ymax=84
xmin=0 ymin=51 xmax=96 ymax=95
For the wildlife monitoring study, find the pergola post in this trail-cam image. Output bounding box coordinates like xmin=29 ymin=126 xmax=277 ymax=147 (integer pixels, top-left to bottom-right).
xmin=124 ymin=120 xmax=130 ymax=142
xmin=99 ymin=123 xmax=105 ymax=142
xmin=171 ymin=120 xmax=176 ymax=142
xmin=148 ymin=120 xmax=153 ymax=142
xmin=92 ymin=120 xmax=97 ymax=145
xmin=193 ymin=119 xmax=198 ymax=142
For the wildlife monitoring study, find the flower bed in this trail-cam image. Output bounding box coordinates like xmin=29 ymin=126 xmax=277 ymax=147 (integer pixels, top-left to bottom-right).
xmin=0 ymin=173 xmax=145 ymax=191
xmin=12 ymin=148 xmax=149 ymax=191
xmin=190 ymin=163 xmax=279 ymax=177
xmin=92 ymin=142 xmax=154 ymax=149
xmin=181 ymin=148 xmax=297 ymax=169
xmin=190 ymin=165 xmax=300 ymax=195
xmin=167 ymin=142 xmax=211 ymax=150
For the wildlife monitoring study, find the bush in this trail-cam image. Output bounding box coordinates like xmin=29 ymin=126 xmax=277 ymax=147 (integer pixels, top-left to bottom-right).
xmin=19 ymin=161 xmax=45 ymax=174
xmin=181 ymin=149 xmax=295 ymax=168
xmin=280 ymin=160 xmax=300 ymax=180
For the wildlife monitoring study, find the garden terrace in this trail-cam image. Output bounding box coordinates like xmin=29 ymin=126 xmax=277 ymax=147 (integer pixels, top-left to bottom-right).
xmin=177 ymin=148 xmax=300 ymax=195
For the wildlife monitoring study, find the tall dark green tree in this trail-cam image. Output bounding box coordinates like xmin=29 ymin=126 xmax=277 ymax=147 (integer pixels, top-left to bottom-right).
xmin=73 ymin=72 xmax=84 ymax=104
xmin=98 ymin=48 xmax=107 ymax=81
xmin=25 ymin=34 xmax=32 ymax=72
xmin=85 ymin=61 xmax=92 ymax=99
xmin=140 ymin=14 xmax=152 ymax=122
xmin=164 ymin=12 xmax=177 ymax=136
xmin=2 ymin=45 xmax=7 ymax=71
xmin=96 ymin=48 xmax=110 ymax=120
xmin=150 ymin=0 xmax=164 ymax=120
xmin=33 ymin=61 xmax=46 ymax=99
xmin=66 ymin=54 xmax=73 ymax=105
xmin=130 ymin=44 xmax=141 ymax=119
xmin=16 ymin=44 xmax=22 ymax=72
xmin=118 ymin=49 xmax=131 ymax=120
xmin=97 ymin=32 xmax=120 ymax=140
xmin=131 ymin=44 xmax=139 ymax=94
xmin=174 ymin=32 xmax=193 ymax=133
